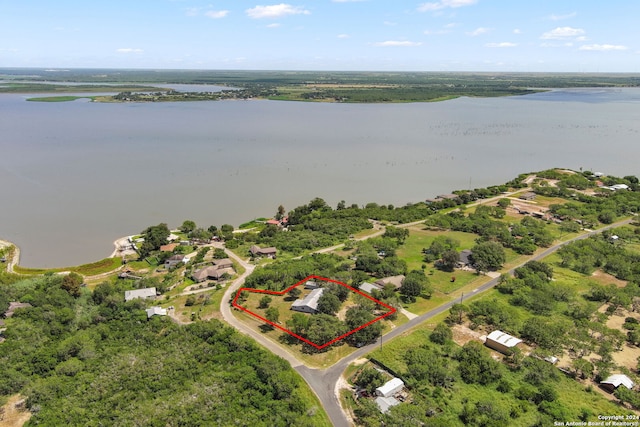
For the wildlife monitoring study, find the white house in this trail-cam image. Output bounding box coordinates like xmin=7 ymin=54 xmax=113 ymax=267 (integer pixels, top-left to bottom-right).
xmin=291 ymin=288 xmax=324 ymax=314
xmin=145 ymin=306 xmax=167 ymax=319
xmin=375 ymin=377 xmax=404 ymax=398
xmin=124 ymin=287 xmax=157 ymax=302
xmin=485 ymin=330 xmax=522 ymax=354
xmin=164 ymin=254 xmax=189 ymax=269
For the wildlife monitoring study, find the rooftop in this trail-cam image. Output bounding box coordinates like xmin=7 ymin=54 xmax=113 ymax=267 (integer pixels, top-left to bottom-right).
xmin=486 ymin=330 xmax=522 ymax=348
xmin=291 ymin=288 xmax=324 ymax=312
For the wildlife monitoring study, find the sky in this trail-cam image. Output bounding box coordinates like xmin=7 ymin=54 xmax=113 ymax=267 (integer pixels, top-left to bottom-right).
xmin=1 ymin=0 xmax=639 ymax=72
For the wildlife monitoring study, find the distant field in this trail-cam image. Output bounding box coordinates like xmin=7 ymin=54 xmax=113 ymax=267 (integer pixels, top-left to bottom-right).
xmin=3 ymin=69 xmax=639 ymax=103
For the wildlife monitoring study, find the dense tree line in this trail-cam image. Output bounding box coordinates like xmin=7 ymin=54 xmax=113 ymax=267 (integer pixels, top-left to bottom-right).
xmin=0 ymin=275 xmax=329 ymax=426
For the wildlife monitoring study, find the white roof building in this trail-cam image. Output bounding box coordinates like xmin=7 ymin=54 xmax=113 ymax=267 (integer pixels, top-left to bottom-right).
xmin=375 ymin=377 xmax=404 ymax=398
xmin=601 ymin=374 xmax=635 ymax=392
xmin=146 ymin=306 xmax=167 ymax=319
xmin=485 ymin=330 xmax=522 ymax=354
xmin=291 ymin=288 xmax=324 ymax=314
xmin=124 ymin=287 xmax=157 ymax=302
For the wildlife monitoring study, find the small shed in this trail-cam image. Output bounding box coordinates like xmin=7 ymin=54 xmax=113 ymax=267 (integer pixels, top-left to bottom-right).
xmin=485 ymin=330 xmax=522 ymax=354
xmin=601 ymin=374 xmax=635 ymax=393
xmin=375 ymin=378 xmax=404 ymax=398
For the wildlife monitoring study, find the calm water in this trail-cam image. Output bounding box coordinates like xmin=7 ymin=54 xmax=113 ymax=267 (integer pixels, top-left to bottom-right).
xmin=1 ymin=88 xmax=639 ymax=267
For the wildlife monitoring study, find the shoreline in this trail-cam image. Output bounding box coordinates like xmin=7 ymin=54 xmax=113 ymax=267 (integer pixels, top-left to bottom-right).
xmin=1 ymin=234 xmax=135 ymax=274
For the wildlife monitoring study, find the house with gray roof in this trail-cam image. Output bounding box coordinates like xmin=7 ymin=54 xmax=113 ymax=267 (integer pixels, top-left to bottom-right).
xmin=291 ymin=288 xmax=324 ymax=314
xmin=124 ymin=287 xmax=157 ymax=302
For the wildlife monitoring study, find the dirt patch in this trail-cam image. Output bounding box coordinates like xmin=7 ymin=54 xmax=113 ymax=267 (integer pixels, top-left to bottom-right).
xmin=0 ymin=395 xmax=31 ymax=427
xmin=592 ymin=270 xmax=628 ymax=288
xmin=451 ymin=324 xmax=485 ymax=347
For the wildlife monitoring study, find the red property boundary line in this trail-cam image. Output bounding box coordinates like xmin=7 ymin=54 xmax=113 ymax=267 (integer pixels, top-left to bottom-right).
xmin=232 ymin=275 xmax=396 ymax=350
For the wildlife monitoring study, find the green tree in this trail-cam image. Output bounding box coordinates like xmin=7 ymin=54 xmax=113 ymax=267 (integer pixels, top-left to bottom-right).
xmin=400 ymin=270 xmax=430 ymax=302
xmin=61 ymin=272 xmax=83 ymax=297
xmin=286 ymin=313 xmax=310 ymax=335
xmin=139 ymin=223 xmax=171 ymax=257
xmin=275 ymin=205 xmax=286 ymax=220
xmin=470 ymin=241 xmax=506 ymax=272
xmin=265 ymin=307 xmax=279 ymax=324
xmin=354 ymin=367 xmax=384 ymax=394
xmin=423 ymin=236 xmax=459 ymax=262
xmin=180 ymin=220 xmax=196 ymax=233
xmin=317 ymin=292 xmax=340 ymax=315
xmin=440 ymin=249 xmax=460 ymax=272
xmin=457 ymin=341 xmax=502 ymax=385
xmin=345 ymin=307 xmax=382 ymax=345
xmin=259 ymin=296 xmax=272 ymax=309
xmin=288 ymin=286 xmax=302 ymax=300
xmin=430 ymin=322 xmax=453 ymax=345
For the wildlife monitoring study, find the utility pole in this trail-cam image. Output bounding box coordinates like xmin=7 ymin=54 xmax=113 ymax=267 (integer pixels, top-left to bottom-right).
xmin=460 ymin=292 xmax=464 ymax=304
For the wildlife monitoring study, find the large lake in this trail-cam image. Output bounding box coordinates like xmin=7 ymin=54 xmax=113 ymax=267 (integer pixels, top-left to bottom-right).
xmin=1 ymin=87 xmax=639 ymax=267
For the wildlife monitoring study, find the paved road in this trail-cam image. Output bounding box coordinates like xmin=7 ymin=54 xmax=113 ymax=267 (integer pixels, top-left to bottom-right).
xmin=219 ymin=215 xmax=632 ymax=427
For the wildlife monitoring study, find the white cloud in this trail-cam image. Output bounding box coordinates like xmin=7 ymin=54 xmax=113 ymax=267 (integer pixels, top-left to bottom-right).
xmin=185 ymin=7 xmax=199 ymax=17
xmin=418 ymin=0 xmax=477 ymax=12
xmin=549 ymin=12 xmax=577 ymax=21
xmin=205 ymin=10 xmax=229 ymax=19
xmin=579 ymin=44 xmax=628 ymax=51
xmin=373 ymin=40 xmax=422 ymax=47
xmin=246 ymin=4 xmax=310 ymax=19
xmin=116 ymin=48 xmax=143 ymax=53
xmin=541 ymin=26 xmax=585 ymax=40
xmin=513 ymin=28 xmax=522 ymax=34
xmin=337 ymin=34 xmax=350 ymax=39
xmin=485 ymin=42 xmax=517 ymax=48
xmin=332 ymin=0 xmax=366 ymax=2
xmin=267 ymin=23 xmax=281 ymax=28
xmin=467 ymin=27 xmax=491 ymax=36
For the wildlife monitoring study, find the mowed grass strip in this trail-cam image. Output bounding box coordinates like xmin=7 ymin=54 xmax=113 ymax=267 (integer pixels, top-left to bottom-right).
xmin=14 ymin=257 xmax=122 ymax=276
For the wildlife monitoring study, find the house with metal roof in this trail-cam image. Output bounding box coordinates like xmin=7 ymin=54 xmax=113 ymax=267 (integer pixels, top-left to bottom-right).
xmin=145 ymin=306 xmax=167 ymax=319
xmin=375 ymin=377 xmax=404 ymax=398
xmin=291 ymin=288 xmax=324 ymax=314
xmin=485 ymin=330 xmax=522 ymax=354
xmin=601 ymin=374 xmax=635 ymax=393
xmin=375 ymin=396 xmax=400 ymax=414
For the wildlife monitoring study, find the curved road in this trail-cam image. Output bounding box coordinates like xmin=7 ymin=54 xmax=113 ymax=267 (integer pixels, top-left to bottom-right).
xmin=220 ymin=218 xmax=632 ymax=427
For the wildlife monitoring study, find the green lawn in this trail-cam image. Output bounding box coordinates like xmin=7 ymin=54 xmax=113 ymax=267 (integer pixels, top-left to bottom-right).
xmin=396 ymin=227 xmax=478 ymax=273
xmin=13 ymin=257 xmax=122 ymax=276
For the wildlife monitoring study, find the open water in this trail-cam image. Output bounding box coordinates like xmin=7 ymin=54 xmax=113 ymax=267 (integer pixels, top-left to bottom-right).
xmin=1 ymin=87 xmax=639 ymax=267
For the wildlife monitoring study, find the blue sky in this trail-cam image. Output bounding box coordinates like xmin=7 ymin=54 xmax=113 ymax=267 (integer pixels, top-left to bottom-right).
xmin=1 ymin=0 xmax=639 ymax=71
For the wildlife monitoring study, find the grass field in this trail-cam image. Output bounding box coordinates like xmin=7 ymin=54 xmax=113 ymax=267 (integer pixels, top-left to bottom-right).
xmin=13 ymin=257 xmax=122 ymax=276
